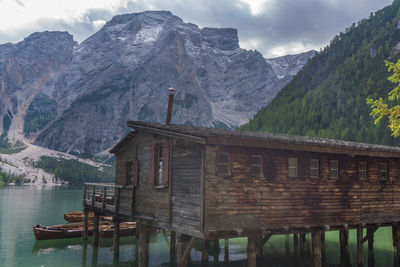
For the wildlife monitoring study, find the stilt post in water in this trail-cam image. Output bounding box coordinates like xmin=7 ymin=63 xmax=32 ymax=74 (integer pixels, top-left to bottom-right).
xmin=113 ymin=217 xmax=120 ymax=258
xmin=138 ymin=224 xmax=150 ymax=267
xmin=224 ymin=238 xmax=229 ymax=263
xmin=248 ymin=237 xmax=257 ymax=267
xmin=357 ymin=227 xmax=364 ymax=267
xmin=83 ymin=207 xmax=89 ymax=241
xmin=202 ymin=240 xmax=209 ymax=265
xmin=177 ymin=233 xmax=191 ymax=267
xmin=300 ymin=233 xmax=306 ymax=255
xmin=93 ymin=213 xmax=100 ymax=247
xmin=170 ymin=231 xmax=176 ymax=266
xmin=312 ymin=232 xmax=322 ymax=267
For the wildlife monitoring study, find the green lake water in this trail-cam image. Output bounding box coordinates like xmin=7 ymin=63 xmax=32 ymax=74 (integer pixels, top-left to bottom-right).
xmin=0 ymin=185 xmax=398 ymax=267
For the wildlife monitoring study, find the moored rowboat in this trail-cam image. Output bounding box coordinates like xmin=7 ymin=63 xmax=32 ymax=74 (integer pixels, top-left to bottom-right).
xmin=64 ymin=211 xmax=112 ymax=223
xmin=33 ymin=222 xmax=136 ymax=241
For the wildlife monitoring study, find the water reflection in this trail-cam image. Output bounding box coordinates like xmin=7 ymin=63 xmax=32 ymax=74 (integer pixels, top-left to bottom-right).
xmin=32 ymin=230 xmax=400 ymax=267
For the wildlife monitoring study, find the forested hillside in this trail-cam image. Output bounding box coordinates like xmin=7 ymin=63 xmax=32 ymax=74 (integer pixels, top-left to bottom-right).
xmin=242 ymin=0 xmax=400 ymax=146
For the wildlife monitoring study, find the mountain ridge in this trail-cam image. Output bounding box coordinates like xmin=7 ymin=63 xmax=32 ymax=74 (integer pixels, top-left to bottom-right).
xmin=0 ymin=11 xmax=314 ymax=157
xmin=241 ymin=0 xmax=400 ymax=147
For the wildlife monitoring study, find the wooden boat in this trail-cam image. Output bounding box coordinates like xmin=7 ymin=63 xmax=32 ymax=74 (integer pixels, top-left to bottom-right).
xmin=33 ymin=222 xmax=136 ymax=241
xmin=64 ymin=211 xmax=112 ymax=223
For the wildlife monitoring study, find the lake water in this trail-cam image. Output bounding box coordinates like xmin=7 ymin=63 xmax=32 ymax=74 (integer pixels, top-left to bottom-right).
xmin=0 ymin=185 xmax=398 ymax=267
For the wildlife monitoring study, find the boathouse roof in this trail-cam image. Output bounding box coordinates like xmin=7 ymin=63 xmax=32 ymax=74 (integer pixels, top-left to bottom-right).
xmin=110 ymin=120 xmax=400 ymax=157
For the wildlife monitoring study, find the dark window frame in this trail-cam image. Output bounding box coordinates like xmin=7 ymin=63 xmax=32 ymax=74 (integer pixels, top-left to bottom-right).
xmin=154 ymin=144 xmax=164 ymax=186
xmin=359 ymin=161 xmax=367 ymax=180
xmin=250 ymin=155 xmax=263 ymax=177
xmin=310 ymin=159 xmax=320 ymax=178
xmin=150 ymin=142 xmax=169 ymax=188
xmin=380 ymin=162 xmax=388 ymax=180
xmin=124 ymin=161 xmax=134 ymax=185
xmin=329 ymin=160 xmax=339 ymax=179
xmin=288 ymin=157 xmax=298 ymax=178
xmin=216 ymin=152 xmax=231 ymax=176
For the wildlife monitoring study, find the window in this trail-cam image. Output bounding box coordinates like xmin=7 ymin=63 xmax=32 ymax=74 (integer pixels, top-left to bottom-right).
xmin=124 ymin=161 xmax=134 ymax=185
xmin=310 ymin=159 xmax=319 ymax=178
xmin=380 ymin=163 xmax=388 ymax=180
xmin=288 ymin=158 xmax=298 ymax=177
xmin=359 ymin=162 xmax=367 ymax=180
xmin=250 ymin=155 xmax=263 ymax=177
xmin=155 ymin=144 xmax=163 ymax=186
xmin=150 ymin=142 xmax=169 ymax=187
xmin=217 ymin=152 xmax=230 ymax=176
xmin=329 ymin=160 xmax=339 ymax=179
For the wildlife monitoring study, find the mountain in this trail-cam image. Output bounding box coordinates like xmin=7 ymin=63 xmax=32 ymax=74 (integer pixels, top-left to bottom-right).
xmin=266 ymin=50 xmax=316 ymax=80
xmin=242 ymin=0 xmax=400 ymax=146
xmin=0 ymin=11 xmax=314 ymax=157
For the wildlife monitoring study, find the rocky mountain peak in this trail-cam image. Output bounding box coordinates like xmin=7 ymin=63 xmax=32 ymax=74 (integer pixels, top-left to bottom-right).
xmin=200 ymin=27 xmax=239 ymax=51
xmin=0 ymin=11 xmax=314 ymax=157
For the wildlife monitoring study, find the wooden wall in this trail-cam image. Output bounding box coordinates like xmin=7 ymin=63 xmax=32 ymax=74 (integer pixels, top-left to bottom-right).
xmin=204 ymin=144 xmax=400 ymax=235
xmin=134 ymin=131 xmax=169 ymax=224
xmin=114 ymin=137 xmax=136 ymax=185
xmin=171 ymin=139 xmax=203 ymax=234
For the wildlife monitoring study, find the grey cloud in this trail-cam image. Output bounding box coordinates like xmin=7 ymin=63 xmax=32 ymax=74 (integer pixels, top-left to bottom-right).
xmin=0 ymin=0 xmax=394 ymax=57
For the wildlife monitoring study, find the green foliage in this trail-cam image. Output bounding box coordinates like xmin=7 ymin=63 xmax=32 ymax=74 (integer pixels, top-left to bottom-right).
xmin=368 ymin=59 xmax=400 ymax=136
xmin=0 ymin=168 xmax=28 ymax=185
xmin=241 ymin=1 xmax=400 ymax=146
xmin=0 ymin=134 xmax=26 ymax=154
xmin=34 ymin=156 xmax=115 ymax=186
xmin=24 ymin=94 xmax=57 ymax=135
xmin=2 ymin=113 xmax=12 ymax=132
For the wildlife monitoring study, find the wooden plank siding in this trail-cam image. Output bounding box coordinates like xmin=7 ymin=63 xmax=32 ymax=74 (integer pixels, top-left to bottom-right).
xmin=114 ymin=137 xmax=136 ymax=185
xmin=204 ymin=145 xmax=400 ymax=237
xmin=134 ymin=132 xmax=170 ymax=223
xmin=171 ymin=139 xmax=203 ymax=233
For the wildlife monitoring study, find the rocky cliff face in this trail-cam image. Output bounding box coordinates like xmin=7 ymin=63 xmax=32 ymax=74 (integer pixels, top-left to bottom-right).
xmin=0 ymin=11 xmax=314 ymax=157
xmin=266 ymin=50 xmax=316 ymax=80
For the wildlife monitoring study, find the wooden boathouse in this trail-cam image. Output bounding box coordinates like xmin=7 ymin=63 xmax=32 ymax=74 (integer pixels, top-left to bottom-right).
xmin=83 ymin=118 xmax=400 ymax=266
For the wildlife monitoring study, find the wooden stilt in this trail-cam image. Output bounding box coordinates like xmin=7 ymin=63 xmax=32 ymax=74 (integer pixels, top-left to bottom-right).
xmin=339 ymin=229 xmax=349 ymax=251
xmin=113 ymin=217 xmax=120 ymax=258
xmin=224 ymin=239 xmax=229 ymax=263
xmin=312 ymin=232 xmax=322 ymax=267
xmin=293 ymin=234 xmax=299 ymax=251
xmin=357 ymin=228 xmax=364 ymax=267
xmin=135 ymin=236 xmax=139 ymax=262
xmin=300 ymin=233 xmax=306 ymax=256
xmin=285 ymin=235 xmax=290 ymax=256
xmin=202 ymin=240 xmax=209 ymax=265
xmin=293 ymin=233 xmax=299 ymax=264
xmin=170 ymin=231 xmax=176 ymax=266
xmin=257 ymin=236 xmax=264 ymax=263
xmin=396 ymin=222 xmax=400 ymax=261
xmin=93 ymin=213 xmax=100 ymax=247
xmin=213 ymin=240 xmax=219 ymax=263
xmin=367 ymin=227 xmax=374 ymax=250
xmin=82 ymin=242 xmax=87 ymax=266
xmin=83 ymin=208 xmax=89 ymax=241
xmin=177 ymin=233 xmax=191 ymax=267
xmin=138 ymin=224 xmax=150 ymax=267
xmin=248 ymin=237 xmax=257 ymax=267
xmin=321 ymin=232 xmax=326 ymax=267
xmin=91 ymin=246 xmax=98 ymax=266
xmin=394 ymin=222 xmax=398 ymax=247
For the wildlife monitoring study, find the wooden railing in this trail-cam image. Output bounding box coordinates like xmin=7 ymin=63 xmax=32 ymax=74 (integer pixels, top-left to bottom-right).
xmin=83 ymin=183 xmax=133 ymax=217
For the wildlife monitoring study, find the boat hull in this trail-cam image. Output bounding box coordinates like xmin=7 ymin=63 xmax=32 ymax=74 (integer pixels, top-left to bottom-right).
xmin=33 ymin=222 xmax=136 ymax=241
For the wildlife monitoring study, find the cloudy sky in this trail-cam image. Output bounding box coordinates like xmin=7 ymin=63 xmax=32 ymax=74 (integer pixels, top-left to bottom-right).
xmin=0 ymin=0 xmax=394 ymax=57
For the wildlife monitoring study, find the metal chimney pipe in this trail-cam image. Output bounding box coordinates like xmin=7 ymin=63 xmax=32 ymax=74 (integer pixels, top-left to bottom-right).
xmin=166 ymin=87 xmax=176 ymax=125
